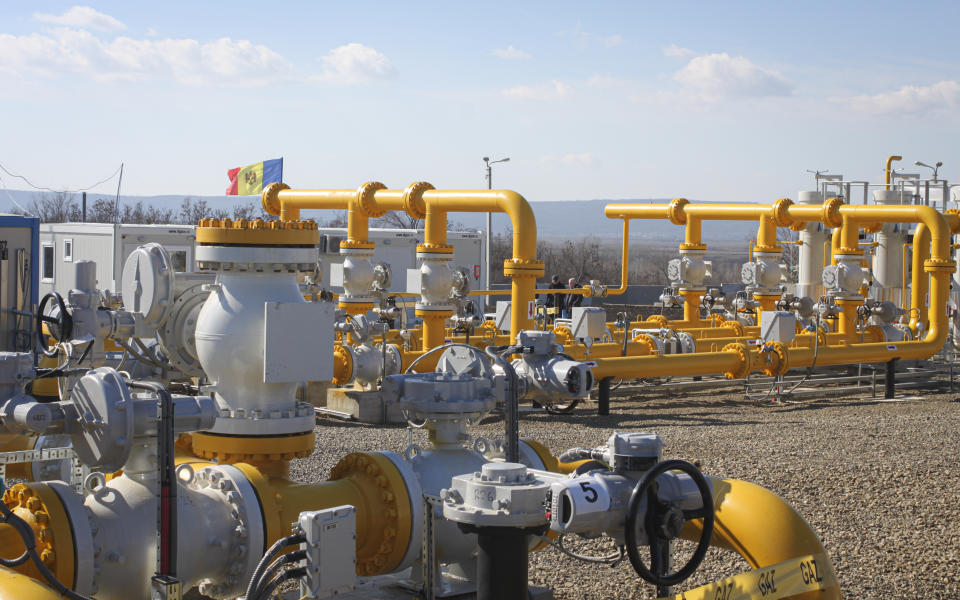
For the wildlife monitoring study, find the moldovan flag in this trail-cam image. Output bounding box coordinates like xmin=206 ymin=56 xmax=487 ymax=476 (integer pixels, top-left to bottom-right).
xmin=225 ymin=158 xmax=283 ymax=195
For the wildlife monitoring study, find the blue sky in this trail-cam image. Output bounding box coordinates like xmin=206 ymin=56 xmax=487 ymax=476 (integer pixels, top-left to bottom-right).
xmin=2 ymin=1 xmax=960 ymax=205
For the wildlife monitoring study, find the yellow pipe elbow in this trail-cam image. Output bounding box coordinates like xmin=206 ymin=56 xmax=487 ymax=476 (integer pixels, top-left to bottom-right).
xmin=606 ymin=219 xmax=630 ymax=296
xmin=681 ymin=476 xmax=840 ymax=600
xmin=884 ymin=155 xmax=902 ymax=191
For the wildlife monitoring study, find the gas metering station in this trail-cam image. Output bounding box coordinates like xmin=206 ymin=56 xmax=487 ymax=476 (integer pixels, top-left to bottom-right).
xmin=0 ymin=155 xmax=957 ymax=600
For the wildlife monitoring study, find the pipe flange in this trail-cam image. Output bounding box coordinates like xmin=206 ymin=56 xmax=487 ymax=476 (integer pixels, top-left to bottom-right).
xmin=632 ymin=333 xmax=659 ymax=354
xmin=480 ymin=319 xmax=499 ymax=335
xmin=821 ymin=197 xmax=843 ymax=228
xmin=946 ymin=209 xmax=960 ymax=234
xmin=333 ymin=344 xmax=354 ymax=386
xmin=191 ymin=431 xmax=316 ymax=463
xmin=193 ymin=465 xmax=265 ymax=599
xmin=789 ymin=220 xmax=806 ymax=232
xmin=158 ymin=283 xmax=208 ymax=378
xmin=340 ymin=239 xmax=377 ymax=250
xmin=645 ymin=314 xmax=669 ymax=328
xmin=721 ymin=342 xmax=752 ymax=380
xmin=834 ymin=246 xmax=865 ymax=256
xmin=261 ymin=182 xmax=289 ymax=216
xmin=771 ymin=197 xmax=794 ymax=227
xmin=924 ymin=258 xmax=957 ymax=272
xmin=706 ymin=313 xmax=726 ymax=325
xmin=329 ymin=452 xmax=412 ymax=576
xmin=761 ymin=341 xmax=789 ymax=377
xmin=196 ymin=217 xmax=319 ymax=246
xmin=667 ymin=197 xmax=689 ymax=225
xmin=502 ymin=258 xmax=545 ymax=278
xmin=724 ymin=320 xmax=745 ymax=337
xmin=357 ymin=181 xmax=388 ymax=218
xmin=403 ymin=181 xmax=433 ymax=220
xmin=863 ymin=222 xmax=883 ymax=234
xmin=2 ymin=483 xmax=75 ymax=587
xmin=678 ymin=243 xmax=707 ymax=251
xmin=552 ymin=325 xmax=573 ymax=345
xmin=416 ymin=243 xmax=455 ymax=254
xmin=753 ymin=244 xmax=782 ymax=253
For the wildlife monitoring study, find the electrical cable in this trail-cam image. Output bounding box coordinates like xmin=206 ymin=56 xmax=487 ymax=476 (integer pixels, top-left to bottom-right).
xmin=244 ymin=534 xmax=305 ymax=600
xmin=0 ymin=172 xmax=34 ymax=216
xmin=0 ymin=501 xmax=95 ymax=600
xmin=249 ymin=551 xmax=307 ymax=600
xmin=537 ymin=534 xmax=626 ymax=566
xmin=253 ymin=566 xmax=307 ymax=600
xmin=0 ymin=161 xmax=122 ymax=194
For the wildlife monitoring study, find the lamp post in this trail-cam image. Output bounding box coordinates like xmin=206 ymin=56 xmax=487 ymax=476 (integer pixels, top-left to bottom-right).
xmin=482 ymin=156 xmax=509 ymax=308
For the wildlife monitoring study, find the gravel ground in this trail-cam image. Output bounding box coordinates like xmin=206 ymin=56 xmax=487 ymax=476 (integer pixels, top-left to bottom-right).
xmin=290 ymin=381 xmax=960 ymax=600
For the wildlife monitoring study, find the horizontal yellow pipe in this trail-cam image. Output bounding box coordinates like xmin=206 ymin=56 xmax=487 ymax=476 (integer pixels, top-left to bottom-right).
xmin=591 ymin=350 xmax=740 ymax=380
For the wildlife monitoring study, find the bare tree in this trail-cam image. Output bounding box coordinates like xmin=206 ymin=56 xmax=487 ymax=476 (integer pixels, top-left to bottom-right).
xmin=12 ymin=192 xmax=80 ymax=222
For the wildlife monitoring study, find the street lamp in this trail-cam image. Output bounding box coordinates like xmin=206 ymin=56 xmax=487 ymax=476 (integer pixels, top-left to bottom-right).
xmin=482 ymin=156 xmax=509 ymax=307
xmin=914 ymin=160 xmax=943 ymax=180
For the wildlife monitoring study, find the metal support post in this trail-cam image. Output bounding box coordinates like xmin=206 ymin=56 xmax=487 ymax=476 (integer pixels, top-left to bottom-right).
xmin=598 ymin=377 xmax=611 ymax=416
xmin=885 ymin=358 xmax=898 ymax=399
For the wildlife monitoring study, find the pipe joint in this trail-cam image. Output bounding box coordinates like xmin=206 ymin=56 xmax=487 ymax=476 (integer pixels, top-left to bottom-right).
xmin=403 ymin=181 xmax=433 ymax=220
xmin=924 ymin=258 xmax=957 ymax=273
xmin=261 ymin=182 xmax=289 ymax=217
xmin=821 ymin=197 xmax=844 ymax=228
xmin=721 ymin=343 xmax=752 ymax=380
xmin=356 ymin=181 xmax=388 ymax=218
xmin=667 ymin=198 xmax=689 ymax=225
xmin=502 ymin=258 xmax=545 ymax=279
xmin=771 ymin=197 xmax=794 ymax=227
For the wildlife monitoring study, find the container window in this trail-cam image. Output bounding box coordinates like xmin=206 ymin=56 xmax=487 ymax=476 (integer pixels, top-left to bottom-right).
xmin=63 ymin=239 xmax=73 ymax=262
xmin=41 ymin=243 xmax=54 ymax=282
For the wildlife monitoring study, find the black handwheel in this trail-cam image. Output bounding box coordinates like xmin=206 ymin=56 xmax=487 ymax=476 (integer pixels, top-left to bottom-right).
xmin=36 ymin=292 xmax=72 ymax=358
xmin=625 ymin=459 xmax=715 ymax=587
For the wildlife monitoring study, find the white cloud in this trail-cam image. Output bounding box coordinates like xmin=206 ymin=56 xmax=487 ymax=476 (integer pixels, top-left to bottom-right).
xmin=559 ymin=23 xmax=623 ymax=49
xmin=540 ymin=153 xmax=594 ymax=166
xmin=316 ymin=43 xmax=395 ymax=85
xmin=663 ymin=44 xmax=696 ymax=59
xmin=839 ymin=80 xmax=960 ymax=115
xmin=601 ymin=34 xmax=623 ymax=48
xmin=0 ymin=28 xmax=292 ymax=85
xmin=492 ymin=45 xmax=531 ymax=60
xmin=34 ymin=6 xmax=126 ymax=32
xmin=502 ymin=80 xmax=571 ymax=100
xmin=673 ymin=52 xmax=792 ymax=99
xmin=146 ymin=28 xmax=158 ymax=37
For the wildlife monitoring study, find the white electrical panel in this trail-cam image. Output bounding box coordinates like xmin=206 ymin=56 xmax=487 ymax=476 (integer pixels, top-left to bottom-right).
xmin=263 ymin=301 xmax=335 ymax=383
xmin=298 ymin=505 xmax=357 ymax=599
xmin=760 ymin=310 xmax=797 ymax=344
xmin=495 ymin=301 xmax=512 ymax=333
xmin=329 ymin=263 xmax=344 ymax=288
xmin=406 ymin=268 xmax=422 ymax=294
xmin=571 ymin=307 xmax=607 ymax=340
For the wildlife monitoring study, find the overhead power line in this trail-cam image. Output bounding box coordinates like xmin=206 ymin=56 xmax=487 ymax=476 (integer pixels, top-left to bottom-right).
xmin=0 ymin=161 xmax=123 ymax=194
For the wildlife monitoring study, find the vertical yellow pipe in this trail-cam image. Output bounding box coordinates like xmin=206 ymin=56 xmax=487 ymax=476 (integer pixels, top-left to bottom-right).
xmin=910 ymin=223 xmax=930 ymax=333
xmin=684 ymin=216 xmax=703 ymax=247
xmin=606 ymin=219 xmax=630 ymax=296
xmin=884 ymin=155 xmax=902 ymax=191
xmin=680 ymin=290 xmax=705 ymax=324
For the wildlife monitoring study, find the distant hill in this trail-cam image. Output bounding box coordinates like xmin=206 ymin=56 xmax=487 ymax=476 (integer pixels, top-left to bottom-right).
xmin=2 ymin=189 xmax=759 ymax=242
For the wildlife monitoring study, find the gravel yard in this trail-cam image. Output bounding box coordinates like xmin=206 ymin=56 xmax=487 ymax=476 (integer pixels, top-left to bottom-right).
xmin=291 ymin=382 xmax=960 ymax=600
